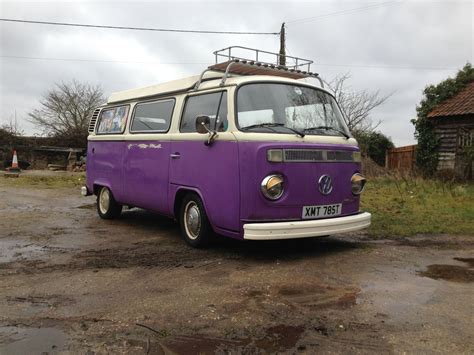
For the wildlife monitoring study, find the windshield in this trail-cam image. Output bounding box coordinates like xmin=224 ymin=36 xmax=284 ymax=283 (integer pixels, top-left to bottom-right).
xmin=237 ymin=83 xmax=351 ymax=137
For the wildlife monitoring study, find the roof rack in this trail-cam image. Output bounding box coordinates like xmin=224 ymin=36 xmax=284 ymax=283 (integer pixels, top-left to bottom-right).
xmin=213 ymin=46 xmax=314 ymax=71
xmin=194 ymin=47 xmax=323 ymax=90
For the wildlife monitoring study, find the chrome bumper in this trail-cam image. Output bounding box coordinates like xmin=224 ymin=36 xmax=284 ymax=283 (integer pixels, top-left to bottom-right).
xmin=243 ymin=212 xmax=371 ymax=240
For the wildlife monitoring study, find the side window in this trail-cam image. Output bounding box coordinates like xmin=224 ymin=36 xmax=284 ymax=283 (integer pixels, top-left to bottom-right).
xmin=96 ymin=105 xmax=129 ymax=134
xmin=131 ymin=99 xmax=175 ymax=133
xmin=180 ymin=92 xmax=227 ymax=133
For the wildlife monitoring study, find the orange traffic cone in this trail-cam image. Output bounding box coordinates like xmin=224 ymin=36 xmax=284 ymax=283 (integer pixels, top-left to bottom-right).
xmin=7 ymin=150 xmax=21 ymax=172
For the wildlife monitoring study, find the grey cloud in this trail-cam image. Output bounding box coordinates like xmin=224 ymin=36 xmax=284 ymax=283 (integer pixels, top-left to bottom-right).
xmin=0 ymin=0 xmax=472 ymax=146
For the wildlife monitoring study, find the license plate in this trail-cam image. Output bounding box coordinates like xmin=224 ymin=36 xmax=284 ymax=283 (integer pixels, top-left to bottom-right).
xmin=302 ymin=203 xmax=342 ymax=219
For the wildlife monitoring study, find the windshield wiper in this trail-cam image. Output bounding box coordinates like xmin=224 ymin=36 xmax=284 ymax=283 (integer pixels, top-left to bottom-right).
xmin=241 ymin=123 xmax=285 ymax=130
xmin=303 ymin=125 xmax=350 ymax=139
xmin=241 ymin=123 xmax=305 ymax=137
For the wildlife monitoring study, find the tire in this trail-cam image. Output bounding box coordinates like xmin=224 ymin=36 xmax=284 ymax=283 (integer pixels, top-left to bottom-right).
xmin=97 ymin=186 xmax=122 ymax=219
xmin=179 ymin=193 xmax=213 ymax=248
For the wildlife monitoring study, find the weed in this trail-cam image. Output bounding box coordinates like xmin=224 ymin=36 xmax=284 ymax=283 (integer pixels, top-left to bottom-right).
xmin=361 ymin=177 xmax=474 ymax=237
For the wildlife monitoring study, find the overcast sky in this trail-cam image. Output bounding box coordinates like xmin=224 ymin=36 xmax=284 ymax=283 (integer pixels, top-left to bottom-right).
xmin=0 ymin=0 xmax=472 ymax=146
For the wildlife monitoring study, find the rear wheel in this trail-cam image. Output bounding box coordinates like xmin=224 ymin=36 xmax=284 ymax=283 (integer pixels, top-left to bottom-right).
xmin=97 ymin=186 xmax=122 ymax=219
xmin=179 ymin=193 xmax=213 ymax=248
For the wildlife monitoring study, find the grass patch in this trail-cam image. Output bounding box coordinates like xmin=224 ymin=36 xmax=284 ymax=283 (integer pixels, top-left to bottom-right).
xmin=2 ymin=171 xmax=472 ymax=237
xmin=361 ymin=177 xmax=474 ymax=237
xmin=0 ymin=172 xmax=86 ymax=188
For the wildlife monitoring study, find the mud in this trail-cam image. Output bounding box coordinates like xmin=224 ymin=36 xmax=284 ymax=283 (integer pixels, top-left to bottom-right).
xmin=419 ymin=257 xmax=474 ymax=283
xmin=254 ymin=325 xmax=305 ymax=352
xmin=0 ymin=241 xmax=47 ymax=263
xmin=0 ymin=183 xmax=473 ymax=354
xmin=454 ymin=257 xmax=474 ymax=267
xmin=0 ymin=326 xmax=67 ymax=354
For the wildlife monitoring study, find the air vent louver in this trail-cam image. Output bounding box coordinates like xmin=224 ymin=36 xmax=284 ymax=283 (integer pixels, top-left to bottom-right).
xmin=283 ymin=149 xmax=354 ymax=162
xmin=88 ymin=108 xmax=101 ymax=133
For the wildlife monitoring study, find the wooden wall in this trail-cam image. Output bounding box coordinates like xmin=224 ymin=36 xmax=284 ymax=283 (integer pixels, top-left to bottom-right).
xmin=386 ymin=145 xmax=416 ymax=173
xmin=432 ymin=115 xmax=474 ymax=177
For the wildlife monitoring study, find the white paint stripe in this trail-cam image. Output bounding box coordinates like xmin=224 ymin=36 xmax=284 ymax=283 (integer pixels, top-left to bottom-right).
xmin=89 ymin=132 xmax=358 ymax=146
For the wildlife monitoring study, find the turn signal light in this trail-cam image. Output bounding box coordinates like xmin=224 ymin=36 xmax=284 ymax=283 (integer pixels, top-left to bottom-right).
xmin=267 ymin=149 xmax=283 ymax=162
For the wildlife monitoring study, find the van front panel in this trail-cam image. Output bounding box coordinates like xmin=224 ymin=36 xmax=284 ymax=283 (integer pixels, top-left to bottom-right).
xmin=239 ymin=141 xmax=361 ymax=227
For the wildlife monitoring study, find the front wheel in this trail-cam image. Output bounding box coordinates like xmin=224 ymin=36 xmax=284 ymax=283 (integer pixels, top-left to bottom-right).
xmin=179 ymin=194 xmax=213 ymax=248
xmin=97 ymin=186 xmax=122 ymax=219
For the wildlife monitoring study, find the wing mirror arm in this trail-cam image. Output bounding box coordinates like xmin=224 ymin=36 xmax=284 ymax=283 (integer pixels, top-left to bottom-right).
xmin=195 ymin=115 xmax=218 ymax=146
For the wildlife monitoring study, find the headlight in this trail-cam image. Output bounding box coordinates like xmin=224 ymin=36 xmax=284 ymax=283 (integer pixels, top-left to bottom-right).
xmin=261 ymin=174 xmax=284 ymax=200
xmin=351 ymin=173 xmax=366 ymax=195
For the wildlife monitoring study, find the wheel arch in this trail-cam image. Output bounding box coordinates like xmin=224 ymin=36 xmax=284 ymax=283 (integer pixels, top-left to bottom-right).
xmin=92 ymin=180 xmax=113 ymax=196
xmin=173 ymin=187 xmax=211 ymax=225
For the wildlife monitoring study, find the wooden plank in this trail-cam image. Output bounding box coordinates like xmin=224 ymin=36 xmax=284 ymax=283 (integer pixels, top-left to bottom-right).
xmin=387 ymin=145 xmax=416 ymax=172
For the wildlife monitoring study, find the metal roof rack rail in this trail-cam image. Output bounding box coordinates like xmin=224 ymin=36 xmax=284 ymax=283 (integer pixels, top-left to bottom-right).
xmin=209 ymin=59 xmax=324 ymax=88
xmin=213 ymin=46 xmax=314 ymax=71
xmin=193 ymin=68 xmax=222 ymax=91
xmin=193 ymin=46 xmax=324 ymax=90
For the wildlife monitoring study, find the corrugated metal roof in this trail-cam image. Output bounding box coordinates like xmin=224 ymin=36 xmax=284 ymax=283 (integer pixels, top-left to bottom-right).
xmin=428 ymin=81 xmax=474 ymax=118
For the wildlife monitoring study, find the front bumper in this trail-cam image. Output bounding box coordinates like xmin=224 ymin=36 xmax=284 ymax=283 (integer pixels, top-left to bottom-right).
xmin=81 ymin=186 xmax=91 ymax=196
xmin=243 ymin=212 xmax=371 ymax=240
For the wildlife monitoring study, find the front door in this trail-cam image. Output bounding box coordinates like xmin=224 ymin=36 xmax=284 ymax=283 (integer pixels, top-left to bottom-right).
xmin=169 ymin=91 xmax=241 ymax=232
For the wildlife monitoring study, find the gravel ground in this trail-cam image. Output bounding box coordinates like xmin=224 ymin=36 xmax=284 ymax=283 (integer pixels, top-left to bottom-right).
xmin=0 ymin=183 xmax=473 ymax=354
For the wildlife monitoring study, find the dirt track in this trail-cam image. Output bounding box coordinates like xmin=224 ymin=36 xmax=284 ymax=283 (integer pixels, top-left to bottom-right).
xmin=0 ymin=183 xmax=473 ymax=354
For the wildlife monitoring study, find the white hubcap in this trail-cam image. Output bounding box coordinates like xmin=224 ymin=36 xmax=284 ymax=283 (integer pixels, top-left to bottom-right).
xmin=184 ymin=201 xmax=201 ymax=240
xmin=99 ymin=188 xmax=110 ymax=214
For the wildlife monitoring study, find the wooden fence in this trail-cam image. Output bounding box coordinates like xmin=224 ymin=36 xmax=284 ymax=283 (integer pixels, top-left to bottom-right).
xmin=386 ymin=145 xmax=417 ymax=173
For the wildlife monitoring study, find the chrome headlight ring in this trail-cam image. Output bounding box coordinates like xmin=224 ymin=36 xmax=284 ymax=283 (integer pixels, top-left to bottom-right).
xmin=351 ymin=173 xmax=366 ymax=195
xmin=261 ymin=174 xmax=285 ymax=200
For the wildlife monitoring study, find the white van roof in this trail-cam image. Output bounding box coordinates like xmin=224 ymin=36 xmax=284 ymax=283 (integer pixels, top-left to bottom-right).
xmin=107 ymin=72 xmax=221 ymax=104
xmin=107 ymin=60 xmax=324 ymax=104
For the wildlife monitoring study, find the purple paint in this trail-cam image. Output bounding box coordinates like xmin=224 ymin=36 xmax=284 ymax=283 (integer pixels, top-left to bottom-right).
xmin=86 ymin=141 xmax=126 ymax=200
xmin=87 ymin=138 xmax=361 ymax=240
xmin=238 ymin=142 xmax=361 ymax=236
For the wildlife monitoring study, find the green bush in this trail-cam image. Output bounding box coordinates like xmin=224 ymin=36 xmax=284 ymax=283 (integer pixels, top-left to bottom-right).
xmin=353 ymin=130 xmax=394 ymax=166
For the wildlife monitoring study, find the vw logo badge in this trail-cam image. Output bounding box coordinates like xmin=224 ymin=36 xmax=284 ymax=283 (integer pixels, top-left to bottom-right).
xmin=318 ymin=175 xmax=333 ymax=195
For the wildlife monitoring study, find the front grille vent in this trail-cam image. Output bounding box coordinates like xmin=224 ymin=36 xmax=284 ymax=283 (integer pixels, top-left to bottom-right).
xmin=284 ymin=149 xmax=354 ymax=162
xmin=88 ymin=108 xmax=101 ymax=133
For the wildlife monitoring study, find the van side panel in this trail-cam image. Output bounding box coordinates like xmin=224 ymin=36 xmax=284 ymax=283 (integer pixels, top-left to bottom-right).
xmin=122 ymin=139 xmax=171 ymax=214
xmin=86 ymin=140 xmax=125 ymax=201
xmin=169 ymin=140 xmax=240 ymax=233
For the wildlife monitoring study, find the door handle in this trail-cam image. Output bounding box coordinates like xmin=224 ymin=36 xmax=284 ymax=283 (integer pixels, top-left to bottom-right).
xmin=170 ymin=153 xmax=181 ymax=159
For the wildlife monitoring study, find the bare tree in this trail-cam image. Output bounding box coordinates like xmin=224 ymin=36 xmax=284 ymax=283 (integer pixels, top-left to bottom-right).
xmin=28 ymin=80 xmax=104 ymax=136
xmin=1 ymin=115 xmax=23 ymax=136
xmin=325 ymin=73 xmax=392 ymax=133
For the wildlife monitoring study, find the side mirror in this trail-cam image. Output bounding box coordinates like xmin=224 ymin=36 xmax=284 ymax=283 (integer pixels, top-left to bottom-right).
xmin=195 ymin=115 xmax=211 ymax=134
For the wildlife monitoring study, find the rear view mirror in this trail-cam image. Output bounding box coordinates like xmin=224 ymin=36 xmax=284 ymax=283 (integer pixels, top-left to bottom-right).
xmin=195 ymin=115 xmax=211 ymax=134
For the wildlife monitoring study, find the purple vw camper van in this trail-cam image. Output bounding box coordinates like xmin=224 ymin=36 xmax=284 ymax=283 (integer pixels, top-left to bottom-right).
xmin=82 ymin=47 xmax=371 ymax=247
